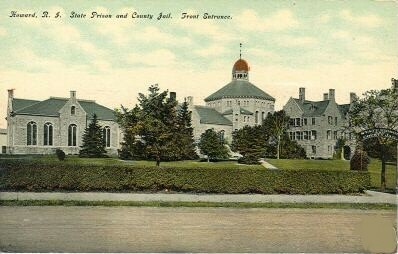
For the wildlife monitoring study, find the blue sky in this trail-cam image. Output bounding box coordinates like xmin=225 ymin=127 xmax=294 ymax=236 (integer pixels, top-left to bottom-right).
xmin=0 ymin=0 xmax=397 ymax=127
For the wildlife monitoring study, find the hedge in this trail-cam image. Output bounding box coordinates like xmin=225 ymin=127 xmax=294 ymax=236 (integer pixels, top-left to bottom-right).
xmin=0 ymin=160 xmax=371 ymax=194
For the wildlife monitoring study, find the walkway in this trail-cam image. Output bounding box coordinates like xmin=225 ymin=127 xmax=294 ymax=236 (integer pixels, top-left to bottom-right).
xmin=0 ymin=190 xmax=396 ymax=204
xmin=260 ymin=159 xmax=278 ymax=169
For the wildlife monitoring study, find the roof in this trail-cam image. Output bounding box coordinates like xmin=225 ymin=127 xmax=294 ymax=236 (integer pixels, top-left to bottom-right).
xmin=0 ymin=128 xmax=6 ymax=134
xmin=205 ymin=80 xmax=275 ymax=102
xmin=12 ymin=98 xmax=40 ymax=111
xmin=223 ymin=107 xmax=253 ymax=115
xmin=194 ymin=106 xmax=232 ymax=126
xmin=13 ymin=97 xmax=116 ymax=121
xmin=233 ymin=59 xmax=250 ymax=72
xmin=293 ymin=98 xmax=330 ymax=117
xmin=338 ymin=104 xmax=351 ymax=118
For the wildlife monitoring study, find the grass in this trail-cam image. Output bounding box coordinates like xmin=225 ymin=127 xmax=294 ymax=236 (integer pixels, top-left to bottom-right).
xmin=268 ymin=158 xmax=397 ymax=191
xmin=0 ymin=200 xmax=395 ymax=210
xmin=0 ymin=154 xmax=264 ymax=170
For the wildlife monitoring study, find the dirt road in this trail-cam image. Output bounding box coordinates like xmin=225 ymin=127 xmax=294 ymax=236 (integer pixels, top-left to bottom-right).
xmin=0 ymin=206 xmax=396 ymax=253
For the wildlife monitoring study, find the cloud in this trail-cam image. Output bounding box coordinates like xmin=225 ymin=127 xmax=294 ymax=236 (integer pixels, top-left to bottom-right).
xmin=194 ymin=44 xmax=227 ymax=57
xmin=235 ymin=9 xmax=299 ymax=32
xmin=128 ymin=49 xmax=176 ymax=66
xmin=340 ymin=10 xmax=382 ymax=28
xmin=0 ymin=27 xmax=6 ymax=36
xmin=139 ymin=26 xmax=192 ymax=45
xmin=318 ymin=14 xmax=331 ymax=24
xmin=277 ymin=35 xmax=318 ymax=47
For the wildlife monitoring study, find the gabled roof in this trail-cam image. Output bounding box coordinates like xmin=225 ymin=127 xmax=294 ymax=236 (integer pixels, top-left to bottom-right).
xmin=338 ymin=104 xmax=351 ymax=118
xmin=12 ymin=98 xmax=40 ymax=111
xmin=205 ymin=80 xmax=275 ymax=102
xmin=194 ymin=106 xmax=232 ymax=126
xmin=222 ymin=107 xmax=253 ymax=115
xmin=13 ymin=97 xmax=116 ymax=121
xmin=293 ymin=98 xmax=330 ymax=117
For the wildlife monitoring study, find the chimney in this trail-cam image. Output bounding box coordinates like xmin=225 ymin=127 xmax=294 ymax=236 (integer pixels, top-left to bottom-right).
xmin=328 ymin=89 xmax=335 ymax=101
xmin=8 ymin=89 xmax=14 ymax=99
xmin=186 ymin=96 xmax=194 ymax=108
xmin=299 ymin=87 xmax=305 ymax=102
xmin=70 ymin=91 xmax=76 ymax=99
xmin=170 ymin=91 xmax=176 ymax=101
xmin=392 ymin=78 xmax=398 ymax=93
xmin=350 ymin=92 xmax=357 ymax=104
xmin=323 ymin=93 xmax=329 ymax=101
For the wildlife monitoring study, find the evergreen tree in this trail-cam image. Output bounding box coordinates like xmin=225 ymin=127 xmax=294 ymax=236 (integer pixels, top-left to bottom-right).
xmin=115 ymin=105 xmax=140 ymax=160
xmin=262 ymin=110 xmax=290 ymax=159
xmin=231 ymin=125 xmax=267 ymax=164
xmin=175 ymin=99 xmax=197 ymax=160
xmin=198 ymin=129 xmax=229 ymax=162
xmin=79 ymin=114 xmax=107 ymax=158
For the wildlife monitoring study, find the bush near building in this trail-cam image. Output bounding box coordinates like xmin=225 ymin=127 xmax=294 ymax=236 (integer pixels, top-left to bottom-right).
xmin=0 ymin=160 xmax=370 ymax=194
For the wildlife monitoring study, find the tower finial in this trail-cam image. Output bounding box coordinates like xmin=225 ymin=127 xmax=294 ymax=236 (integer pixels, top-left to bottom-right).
xmin=239 ymin=43 xmax=242 ymax=59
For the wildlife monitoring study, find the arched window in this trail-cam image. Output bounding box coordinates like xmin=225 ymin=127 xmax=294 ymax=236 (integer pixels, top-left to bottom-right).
xmin=71 ymin=106 xmax=76 ymax=115
xmin=68 ymin=124 xmax=77 ymax=146
xmin=103 ymin=126 xmax=111 ymax=148
xmin=255 ymin=111 xmax=259 ymax=124
xmin=27 ymin=121 xmax=37 ymax=145
xmin=262 ymin=112 xmax=265 ymax=120
xmin=43 ymin=122 xmax=53 ymax=146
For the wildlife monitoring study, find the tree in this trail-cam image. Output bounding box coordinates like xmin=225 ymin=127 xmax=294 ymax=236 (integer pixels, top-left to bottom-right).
xmin=231 ymin=125 xmax=267 ymax=164
xmin=115 ymin=105 xmax=140 ymax=160
xmin=262 ymin=110 xmax=290 ymax=159
xmin=349 ymin=87 xmax=398 ymax=191
xmin=79 ymin=114 xmax=107 ymax=158
xmin=198 ymin=129 xmax=229 ymax=162
xmin=174 ymin=99 xmax=197 ymax=160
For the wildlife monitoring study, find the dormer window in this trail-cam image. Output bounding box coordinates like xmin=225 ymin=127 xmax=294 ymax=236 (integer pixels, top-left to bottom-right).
xmin=71 ymin=106 xmax=76 ymax=115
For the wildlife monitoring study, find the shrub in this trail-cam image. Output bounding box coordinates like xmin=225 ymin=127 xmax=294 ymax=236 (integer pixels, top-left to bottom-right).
xmin=0 ymin=160 xmax=370 ymax=194
xmin=350 ymin=149 xmax=369 ymax=171
xmin=55 ymin=149 xmax=65 ymax=161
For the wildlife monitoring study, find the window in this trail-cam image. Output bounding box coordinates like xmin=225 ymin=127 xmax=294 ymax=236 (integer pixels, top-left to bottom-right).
xmin=103 ymin=126 xmax=111 ymax=147
xmin=68 ymin=124 xmax=77 ymax=146
xmin=311 ymin=130 xmax=317 ymax=140
xmin=289 ymin=132 xmax=296 ymax=140
xmin=312 ymin=118 xmax=316 ymax=125
xmin=327 ymin=130 xmax=332 ymax=140
xmin=312 ymin=145 xmax=317 ymax=154
xmin=303 ymin=118 xmax=307 ymax=125
xmin=262 ymin=112 xmax=265 ymax=120
xmin=43 ymin=122 xmax=53 ymax=146
xmin=295 ymin=118 xmax=301 ymax=127
xmin=303 ymin=131 xmax=309 ymax=140
xmin=296 ymin=131 xmax=302 ymax=140
xmin=27 ymin=121 xmax=37 ymax=145
xmin=333 ymin=131 xmax=338 ymax=140
xmin=244 ymin=116 xmax=246 ymax=122
xmin=255 ymin=111 xmax=259 ymax=124
xmin=71 ymin=106 xmax=76 ymax=115
xmin=1 ymin=146 xmax=5 ymax=154
xmin=334 ymin=117 xmax=338 ymax=126
xmin=328 ymin=116 xmax=333 ymax=125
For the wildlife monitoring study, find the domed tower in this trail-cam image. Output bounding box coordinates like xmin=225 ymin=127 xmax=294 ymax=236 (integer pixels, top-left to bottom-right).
xmin=232 ymin=58 xmax=250 ymax=81
xmin=204 ymin=46 xmax=275 ymax=131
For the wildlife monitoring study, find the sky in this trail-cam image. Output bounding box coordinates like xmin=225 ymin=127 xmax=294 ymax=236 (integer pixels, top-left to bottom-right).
xmin=0 ymin=0 xmax=397 ymax=128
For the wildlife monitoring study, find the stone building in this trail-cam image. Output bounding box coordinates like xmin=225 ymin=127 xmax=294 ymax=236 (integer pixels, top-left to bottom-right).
xmin=187 ymin=58 xmax=275 ymax=143
xmin=0 ymin=128 xmax=6 ymax=154
xmin=5 ymin=90 xmax=121 ymax=155
xmin=283 ymin=88 xmax=356 ymax=159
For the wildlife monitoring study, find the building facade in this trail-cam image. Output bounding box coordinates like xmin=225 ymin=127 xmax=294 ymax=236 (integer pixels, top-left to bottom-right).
xmin=6 ymin=90 xmax=121 ymax=155
xmin=283 ymin=88 xmax=356 ymax=159
xmin=0 ymin=128 xmax=6 ymax=154
xmin=188 ymin=58 xmax=275 ymax=144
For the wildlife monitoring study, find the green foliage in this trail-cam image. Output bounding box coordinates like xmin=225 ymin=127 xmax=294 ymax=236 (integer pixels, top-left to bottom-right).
xmin=262 ymin=110 xmax=291 ymax=159
xmin=350 ymin=148 xmax=369 ymax=171
xmin=79 ymin=114 xmax=107 ymax=158
xmin=333 ymin=138 xmax=346 ymax=160
xmin=116 ymin=85 xmax=197 ymax=165
xmin=55 ymin=149 xmax=65 ymax=161
xmin=232 ymin=125 xmax=267 ymax=164
xmin=349 ymin=87 xmax=398 ymax=190
xmin=0 ymin=160 xmax=371 ymax=194
xmin=198 ymin=129 xmax=229 ymax=161
xmin=265 ymin=133 xmax=306 ymax=159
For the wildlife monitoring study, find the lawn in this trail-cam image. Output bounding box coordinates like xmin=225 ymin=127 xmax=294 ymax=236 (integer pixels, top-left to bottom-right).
xmin=1 ymin=155 xmax=264 ymax=170
xmin=268 ymin=158 xmax=397 ymax=191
